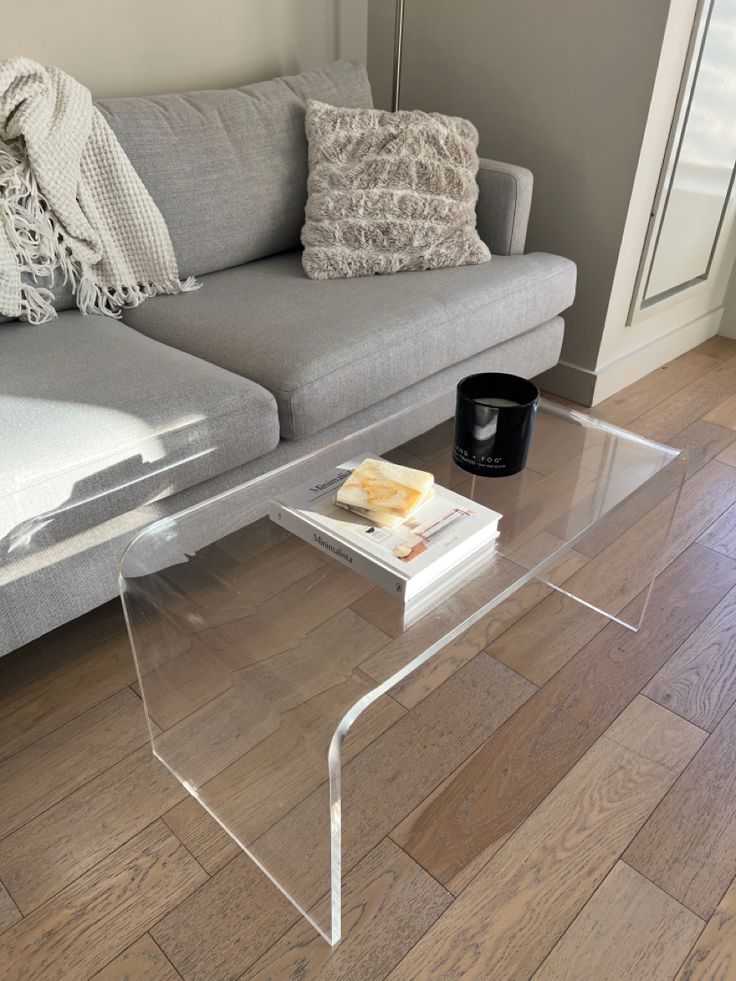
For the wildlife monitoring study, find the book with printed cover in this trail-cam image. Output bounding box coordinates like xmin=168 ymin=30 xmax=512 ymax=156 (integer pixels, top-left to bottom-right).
xmin=269 ymin=455 xmax=501 ymax=600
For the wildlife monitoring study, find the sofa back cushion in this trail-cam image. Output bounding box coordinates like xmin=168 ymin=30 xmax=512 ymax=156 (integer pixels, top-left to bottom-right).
xmin=96 ymin=61 xmax=373 ymax=278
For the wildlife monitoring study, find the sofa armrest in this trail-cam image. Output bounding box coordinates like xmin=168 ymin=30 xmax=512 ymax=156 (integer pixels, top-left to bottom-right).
xmin=476 ymin=158 xmax=533 ymax=256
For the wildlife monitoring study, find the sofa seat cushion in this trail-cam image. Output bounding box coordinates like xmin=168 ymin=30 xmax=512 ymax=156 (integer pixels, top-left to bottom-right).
xmin=123 ymin=250 xmax=576 ymax=440
xmin=0 ymin=313 xmax=279 ymax=549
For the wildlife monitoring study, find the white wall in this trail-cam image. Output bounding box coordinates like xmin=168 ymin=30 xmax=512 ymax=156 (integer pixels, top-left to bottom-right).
xmin=368 ymin=0 xmax=672 ymax=402
xmin=1 ymin=0 xmax=367 ymax=97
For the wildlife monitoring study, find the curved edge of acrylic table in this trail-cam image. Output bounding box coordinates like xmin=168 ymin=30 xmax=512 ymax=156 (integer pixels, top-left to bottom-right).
xmin=119 ymin=400 xmax=687 ymax=946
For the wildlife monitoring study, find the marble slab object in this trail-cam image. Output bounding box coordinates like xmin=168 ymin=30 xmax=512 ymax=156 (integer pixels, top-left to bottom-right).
xmin=336 ymin=458 xmax=434 ymax=517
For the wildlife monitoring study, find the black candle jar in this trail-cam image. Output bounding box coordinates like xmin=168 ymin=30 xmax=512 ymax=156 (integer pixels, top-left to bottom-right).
xmin=453 ymin=373 xmax=539 ymax=477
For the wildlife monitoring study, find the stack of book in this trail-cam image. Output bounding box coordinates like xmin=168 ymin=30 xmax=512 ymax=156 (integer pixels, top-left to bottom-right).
xmin=269 ymin=455 xmax=502 ymax=602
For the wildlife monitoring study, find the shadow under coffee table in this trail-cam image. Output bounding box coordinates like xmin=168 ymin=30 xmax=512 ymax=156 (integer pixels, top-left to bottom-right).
xmin=120 ymin=397 xmax=686 ymax=945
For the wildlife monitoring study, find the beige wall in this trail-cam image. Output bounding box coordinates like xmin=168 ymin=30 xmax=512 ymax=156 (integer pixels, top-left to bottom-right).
xmin=367 ymin=0 xmax=671 ymax=385
xmin=720 ymin=256 xmax=736 ymax=337
xmin=2 ymin=0 xmax=367 ymax=97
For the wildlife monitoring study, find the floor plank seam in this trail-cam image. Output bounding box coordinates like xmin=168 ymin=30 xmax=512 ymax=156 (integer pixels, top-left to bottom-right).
xmin=603 ymin=349 xmax=729 ymax=421
xmin=0 ymin=613 xmax=126 ymax=703
xmin=493 ymin=541 xmax=709 ymax=697
xmin=593 ymin=545 xmax=736 ymax=700
xmin=666 ymin=409 xmax=736 ymax=446
xmin=619 ymin=859 xmax=708 ymax=925
xmin=3 ymin=816 xmax=204 ymax=923
xmin=636 ymin=694 xmax=710 ymax=738
xmin=386 ymin=836 xmax=456 ymax=900
xmin=146 ymin=846 xmax=243 ymax=945
xmin=482 ymin=648 xmax=543 ymax=690
xmin=598 ymin=729 xmax=703 ymax=777
xmin=91 ymin=931 xmax=185 ymax=980
xmin=487 ymin=598 xmax=613 ymax=688
xmin=471 ymin=559 xmax=726 ymax=846
xmin=160 ymin=809 xmax=232 ymax=881
xmin=624 ymin=359 xmax=729 ymax=437
xmin=528 ymin=852 xmax=636 ymax=978
xmin=164 ymin=828 xmax=211 ymax=885
xmin=439 ymin=732 xmax=592 ymax=899
xmin=141 ymin=603 xmax=401 ymax=751
xmin=232 ymin=915 xmax=303 ymax=980
xmin=0 ymin=733 xmax=155 ymax=849
xmin=381 ymin=675 xmax=542 ymax=887
xmin=374 ymin=889 xmax=459 ymax=981
xmin=436 ymin=680 xmax=708 ymax=902
xmin=591 ymin=372 xmax=714 ymax=431
xmin=236 ymin=654 xmax=532 ymax=862
xmin=691 ymin=860 xmax=736 ymax=932
xmin=670 ymin=508 xmax=736 ymax=573
xmin=476 ymin=571 xmax=585 ymax=664
xmin=672 ymin=923 xmax=710 ymax=981
xmin=0 ymin=681 xmax=137 ymax=770
xmin=145 ymin=655 xmax=402 ymax=788
xmin=698 ymin=536 xmax=736 ymax=561
xmin=0 ymin=876 xmax=21 ymax=938
xmin=622 ymin=784 xmax=707 ymax=918
xmin=266 ymin=836 xmax=455 ymax=980
xmin=352 ymin=666 xmax=408 ymax=705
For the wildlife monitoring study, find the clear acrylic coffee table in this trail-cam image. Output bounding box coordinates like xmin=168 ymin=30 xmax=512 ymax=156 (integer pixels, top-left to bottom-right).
xmin=120 ymin=397 xmax=686 ymax=945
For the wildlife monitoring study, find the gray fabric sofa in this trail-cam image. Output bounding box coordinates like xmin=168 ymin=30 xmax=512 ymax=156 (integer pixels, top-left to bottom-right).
xmin=0 ymin=61 xmax=576 ymax=655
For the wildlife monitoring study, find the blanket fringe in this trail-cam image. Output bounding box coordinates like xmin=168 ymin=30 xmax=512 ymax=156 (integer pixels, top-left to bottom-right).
xmin=75 ymin=272 xmax=201 ymax=318
xmin=0 ymin=135 xmax=200 ymax=323
xmin=21 ymin=283 xmax=57 ymax=324
xmin=0 ymin=137 xmax=79 ymax=323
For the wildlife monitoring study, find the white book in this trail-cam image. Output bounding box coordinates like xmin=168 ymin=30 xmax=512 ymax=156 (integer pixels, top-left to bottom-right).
xmin=269 ymin=455 xmax=502 ymax=600
xmin=399 ymin=545 xmax=501 ymax=628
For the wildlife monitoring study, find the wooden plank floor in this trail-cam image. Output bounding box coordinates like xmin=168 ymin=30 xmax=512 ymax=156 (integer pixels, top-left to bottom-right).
xmin=4 ymin=337 xmax=736 ymax=979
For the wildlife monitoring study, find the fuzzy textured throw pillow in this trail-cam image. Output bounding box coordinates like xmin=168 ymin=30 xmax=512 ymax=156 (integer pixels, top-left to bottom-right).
xmin=301 ymin=101 xmax=490 ymax=280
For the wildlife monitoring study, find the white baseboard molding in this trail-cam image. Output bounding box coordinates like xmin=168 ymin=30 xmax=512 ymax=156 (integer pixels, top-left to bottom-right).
xmin=592 ymin=309 xmax=723 ymax=403
xmin=538 ymin=308 xmax=723 ymax=406
xmin=535 ymin=360 xmax=597 ymax=405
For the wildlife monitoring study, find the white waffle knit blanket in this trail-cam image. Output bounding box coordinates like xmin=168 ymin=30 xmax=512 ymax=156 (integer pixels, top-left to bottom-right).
xmin=0 ymin=57 xmax=197 ymax=323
